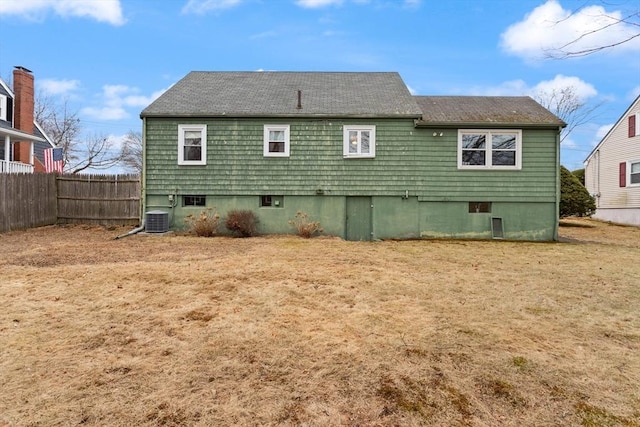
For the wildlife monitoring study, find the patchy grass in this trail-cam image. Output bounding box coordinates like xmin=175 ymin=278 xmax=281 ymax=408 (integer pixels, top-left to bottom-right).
xmin=0 ymin=218 xmax=638 ymax=426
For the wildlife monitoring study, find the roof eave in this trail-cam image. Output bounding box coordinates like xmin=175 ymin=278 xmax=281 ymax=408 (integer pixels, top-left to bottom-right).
xmin=140 ymin=112 xmax=423 ymax=119
xmin=414 ymin=120 xmax=566 ymax=129
xmin=0 ymin=127 xmax=47 ymax=143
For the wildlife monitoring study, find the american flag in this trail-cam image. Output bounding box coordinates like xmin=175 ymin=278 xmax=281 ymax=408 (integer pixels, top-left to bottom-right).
xmin=44 ymin=147 xmax=64 ymax=173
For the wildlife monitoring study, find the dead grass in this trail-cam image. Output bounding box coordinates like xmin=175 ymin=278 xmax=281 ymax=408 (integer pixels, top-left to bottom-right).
xmin=0 ymin=218 xmax=638 ymax=426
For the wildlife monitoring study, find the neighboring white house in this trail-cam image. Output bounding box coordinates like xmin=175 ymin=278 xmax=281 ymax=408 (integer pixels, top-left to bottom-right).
xmin=585 ymin=95 xmax=640 ymax=226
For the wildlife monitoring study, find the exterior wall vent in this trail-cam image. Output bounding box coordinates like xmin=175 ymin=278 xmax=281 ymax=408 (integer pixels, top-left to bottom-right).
xmin=146 ymin=210 xmax=169 ymax=233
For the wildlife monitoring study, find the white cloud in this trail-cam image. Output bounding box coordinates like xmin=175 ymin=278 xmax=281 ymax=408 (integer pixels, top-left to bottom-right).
xmin=182 ymin=0 xmax=243 ymax=14
xmin=403 ymin=0 xmax=421 ymax=8
xmin=532 ymin=75 xmax=597 ymax=101
xmin=470 ymin=75 xmax=597 ymax=102
xmin=81 ymin=85 xmax=167 ymax=121
xmin=0 ymin=0 xmax=125 ymax=25
xmin=295 ymin=0 xmax=343 ymax=8
xmin=38 ymin=78 xmax=80 ymax=96
xmin=500 ymin=0 xmax=640 ymax=60
xmin=595 ymin=124 xmax=613 ymax=141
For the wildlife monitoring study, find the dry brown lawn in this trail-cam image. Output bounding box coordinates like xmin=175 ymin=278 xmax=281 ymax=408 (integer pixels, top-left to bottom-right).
xmin=1 ymin=218 xmax=638 ymax=426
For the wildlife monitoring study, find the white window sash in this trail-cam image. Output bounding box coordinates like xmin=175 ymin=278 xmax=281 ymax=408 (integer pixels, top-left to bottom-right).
xmin=263 ymin=125 xmax=290 ymax=157
xmin=458 ymin=129 xmax=521 ymax=170
xmin=178 ymin=124 xmax=207 ymax=165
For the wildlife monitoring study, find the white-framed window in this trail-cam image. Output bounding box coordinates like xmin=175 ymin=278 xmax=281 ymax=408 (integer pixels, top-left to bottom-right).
xmin=629 ymin=160 xmax=640 ymax=186
xmin=263 ymin=125 xmax=290 ymax=157
xmin=344 ymin=125 xmax=376 ymax=158
xmin=458 ymin=130 xmax=521 ymax=170
xmin=0 ymin=95 xmax=7 ymax=121
xmin=178 ymin=124 xmax=206 ymax=165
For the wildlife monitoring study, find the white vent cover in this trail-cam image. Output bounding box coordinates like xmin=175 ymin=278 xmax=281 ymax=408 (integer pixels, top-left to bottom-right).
xmin=146 ymin=210 xmax=169 ymax=233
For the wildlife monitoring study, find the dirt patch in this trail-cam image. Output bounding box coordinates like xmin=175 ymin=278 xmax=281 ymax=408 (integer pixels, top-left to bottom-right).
xmin=0 ymin=220 xmax=638 ymax=426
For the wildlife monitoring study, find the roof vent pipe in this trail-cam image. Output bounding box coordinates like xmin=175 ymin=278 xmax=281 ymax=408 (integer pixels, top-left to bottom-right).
xmin=297 ymin=90 xmax=302 ymax=109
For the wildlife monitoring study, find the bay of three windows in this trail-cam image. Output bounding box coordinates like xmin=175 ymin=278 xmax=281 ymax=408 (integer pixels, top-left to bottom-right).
xmin=177 ymin=124 xmax=376 ymax=165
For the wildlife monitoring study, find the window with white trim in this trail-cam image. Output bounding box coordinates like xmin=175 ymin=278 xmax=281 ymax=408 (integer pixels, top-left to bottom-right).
xmin=458 ymin=130 xmax=521 ymax=170
xmin=0 ymin=95 xmax=7 ymax=121
xmin=178 ymin=124 xmax=207 ymax=165
xmin=344 ymin=125 xmax=375 ymax=158
xmin=264 ymin=125 xmax=290 ymax=157
xmin=630 ymin=160 xmax=640 ymax=186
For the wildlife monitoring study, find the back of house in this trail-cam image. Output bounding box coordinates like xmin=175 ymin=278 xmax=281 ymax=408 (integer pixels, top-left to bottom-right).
xmin=140 ymin=71 xmax=565 ymax=240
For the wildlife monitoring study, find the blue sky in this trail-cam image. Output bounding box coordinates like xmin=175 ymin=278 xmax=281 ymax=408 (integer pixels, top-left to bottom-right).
xmin=1 ymin=0 xmax=639 ymax=172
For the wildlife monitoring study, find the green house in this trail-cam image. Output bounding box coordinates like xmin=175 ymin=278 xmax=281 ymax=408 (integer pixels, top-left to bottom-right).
xmin=140 ymin=71 xmax=565 ymax=241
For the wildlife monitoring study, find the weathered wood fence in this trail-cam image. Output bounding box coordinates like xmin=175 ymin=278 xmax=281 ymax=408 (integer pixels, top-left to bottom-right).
xmin=0 ymin=173 xmax=140 ymax=233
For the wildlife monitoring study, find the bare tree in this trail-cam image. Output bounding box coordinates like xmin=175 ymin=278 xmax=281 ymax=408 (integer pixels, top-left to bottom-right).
xmin=545 ymin=2 xmax=640 ymax=58
xmin=533 ymin=86 xmax=603 ymax=142
xmin=120 ymin=130 xmax=142 ymax=174
xmin=36 ymin=95 xmax=125 ymax=173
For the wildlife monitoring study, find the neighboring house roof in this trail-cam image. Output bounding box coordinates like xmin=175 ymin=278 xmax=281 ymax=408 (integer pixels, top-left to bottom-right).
xmin=0 ymin=119 xmax=46 ymax=142
xmin=414 ymin=96 xmax=566 ymax=128
xmin=0 ymin=76 xmax=50 ymax=144
xmin=585 ymin=94 xmax=640 ymax=163
xmin=141 ymin=71 xmax=423 ymax=119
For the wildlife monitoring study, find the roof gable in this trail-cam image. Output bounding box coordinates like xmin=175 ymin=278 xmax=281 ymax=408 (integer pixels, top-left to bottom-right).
xmin=141 ymin=71 xmax=423 ymax=119
xmin=414 ymin=96 xmax=565 ymax=127
xmin=585 ymin=95 xmax=640 ymax=163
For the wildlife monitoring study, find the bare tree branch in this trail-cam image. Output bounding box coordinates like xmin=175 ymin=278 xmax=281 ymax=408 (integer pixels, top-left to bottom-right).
xmin=120 ymin=130 xmax=142 ymax=174
xmin=533 ymin=86 xmax=603 ymax=142
xmin=544 ymin=2 xmax=640 ymax=58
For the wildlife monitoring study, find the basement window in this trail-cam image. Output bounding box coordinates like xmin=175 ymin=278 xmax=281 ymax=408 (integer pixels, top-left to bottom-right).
xmin=469 ymin=202 xmax=491 ymax=213
xmin=260 ymin=195 xmax=283 ymax=208
xmin=183 ymin=195 xmax=206 ymax=207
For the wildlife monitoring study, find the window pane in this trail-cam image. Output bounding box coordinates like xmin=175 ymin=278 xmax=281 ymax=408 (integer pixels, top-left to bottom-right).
xmin=185 ymin=146 xmax=201 ymax=161
xmin=492 ymin=151 xmax=515 ymax=166
xmin=269 ymin=130 xmax=285 ymax=142
xmin=631 ymin=173 xmax=640 ymax=184
xmin=631 ymin=162 xmax=640 ymax=173
xmin=269 ymin=141 xmax=284 ymax=153
xmin=361 ymin=131 xmax=370 ymax=153
xmin=492 ymin=134 xmax=516 ymax=149
xmin=349 ymin=131 xmax=358 ymax=153
xmin=184 ymin=131 xmax=201 ymax=146
xmin=462 ymin=150 xmax=485 ymax=165
xmin=462 ymin=134 xmax=485 ymax=149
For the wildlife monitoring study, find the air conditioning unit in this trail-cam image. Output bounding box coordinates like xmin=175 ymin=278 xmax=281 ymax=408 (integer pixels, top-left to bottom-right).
xmin=145 ymin=210 xmax=169 ymax=233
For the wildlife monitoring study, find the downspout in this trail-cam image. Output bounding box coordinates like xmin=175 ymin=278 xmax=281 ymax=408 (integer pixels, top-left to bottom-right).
xmin=554 ymin=126 xmax=561 ymax=241
xmin=114 ymin=220 xmax=145 ymax=240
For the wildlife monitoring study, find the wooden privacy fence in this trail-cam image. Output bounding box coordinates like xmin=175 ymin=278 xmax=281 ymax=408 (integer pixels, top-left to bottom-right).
xmin=0 ymin=173 xmax=57 ymax=233
xmin=57 ymin=174 xmax=140 ymax=225
xmin=0 ymin=173 xmax=140 ymax=233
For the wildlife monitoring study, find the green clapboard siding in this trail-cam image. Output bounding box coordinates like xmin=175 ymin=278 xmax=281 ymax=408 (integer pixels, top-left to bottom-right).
xmin=143 ymin=117 xmax=560 ymax=240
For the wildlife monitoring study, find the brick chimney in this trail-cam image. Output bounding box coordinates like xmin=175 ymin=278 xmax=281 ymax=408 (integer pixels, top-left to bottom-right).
xmin=13 ymin=66 xmax=35 ymax=163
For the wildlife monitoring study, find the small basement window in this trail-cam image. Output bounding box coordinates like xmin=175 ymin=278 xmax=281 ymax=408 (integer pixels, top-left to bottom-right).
xmin=183 ymin=195 xmax=206 ymax=206
xmin=260 ymin=195 xmax=283 ymax=207
xmin=469 ymin=202 xmax=491 ymax=213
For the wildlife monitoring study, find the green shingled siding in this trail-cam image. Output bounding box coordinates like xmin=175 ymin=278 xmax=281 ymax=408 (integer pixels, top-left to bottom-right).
xmin=145 ymin=118 xmax=557 ymax=199
xmin=143 ymin=117 xmax=559 ymax=240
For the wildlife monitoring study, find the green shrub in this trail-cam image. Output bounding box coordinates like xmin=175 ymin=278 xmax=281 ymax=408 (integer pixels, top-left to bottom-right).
xmin=225 ymin=210 xmax=258 ymax=237
xmin=560 ymin=165 xmax=596 ymax=218
xmin=183 ymin=208 xmax=220 ymax=237
xmin=288 ymin=210 xmax=323 ymax=238
xmin=572 ymin=168 xmax=585 ymax=186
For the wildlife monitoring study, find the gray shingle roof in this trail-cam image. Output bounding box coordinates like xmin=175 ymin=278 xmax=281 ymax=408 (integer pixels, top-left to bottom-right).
xmin=414 ymin=96 xmax=565 ymax=127
xmin=141 ymin=71 xmax=423 ymax=118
